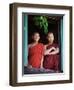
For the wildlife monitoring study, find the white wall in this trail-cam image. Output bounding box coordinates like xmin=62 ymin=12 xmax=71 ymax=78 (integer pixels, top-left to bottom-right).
xmin=0 ymin=0 xmax=74 ymax=90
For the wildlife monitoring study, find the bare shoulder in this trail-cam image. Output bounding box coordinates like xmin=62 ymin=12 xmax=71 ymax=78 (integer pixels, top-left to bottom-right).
xmin=28 ymin=44 xmax=32 ymax=48
xmin=44 ymin=44 xmax=48 ymax=47
xmin=44 ymin=44 xmax=48 ymax=49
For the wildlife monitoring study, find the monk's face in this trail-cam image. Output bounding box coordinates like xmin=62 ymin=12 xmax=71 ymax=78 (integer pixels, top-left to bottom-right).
xmin=47 ymin=33 xmax=54 ymax=43
xmin=32 ymin=33 xmax=40 ymax=42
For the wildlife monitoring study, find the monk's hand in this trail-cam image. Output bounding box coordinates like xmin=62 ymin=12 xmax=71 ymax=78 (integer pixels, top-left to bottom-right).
xmin=50 ymin=47 xmax=56 ymax=51
xmin=28 ymin=65 xmax=32 ymax=69
xmin=44 ymin=47 xmax=56 ymax=55
xmin=49 ymin=47 xmax=59 ymax=55
xmin=47 ymin=47 xmax=56 ymax=53
xmin=40 ymin=65 xmax=44 ymax=69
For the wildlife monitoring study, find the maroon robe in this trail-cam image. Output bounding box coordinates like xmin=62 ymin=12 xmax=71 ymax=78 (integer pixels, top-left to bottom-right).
xmin=43 ymin=43 xmax=60 ymax=71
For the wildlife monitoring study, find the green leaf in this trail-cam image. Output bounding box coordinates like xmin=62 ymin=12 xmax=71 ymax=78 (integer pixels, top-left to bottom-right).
xmin=33 ymin=16 xmax=48 ymax=34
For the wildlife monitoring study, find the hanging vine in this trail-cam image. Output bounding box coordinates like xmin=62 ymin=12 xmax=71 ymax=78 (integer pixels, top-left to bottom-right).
xmin=33 ymin=16 xmax=48 ymax=34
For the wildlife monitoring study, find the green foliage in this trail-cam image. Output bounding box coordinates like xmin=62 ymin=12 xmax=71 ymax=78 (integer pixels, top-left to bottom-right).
xmin=33 ymin=16 xmax=48 ymax=34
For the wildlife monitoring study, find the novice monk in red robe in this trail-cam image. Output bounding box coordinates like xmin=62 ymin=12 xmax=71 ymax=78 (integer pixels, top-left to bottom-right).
xmin=28 ymin=32 xmax=44 ymax=69
xmin=43 ymin=32 xmax=60 ymax=72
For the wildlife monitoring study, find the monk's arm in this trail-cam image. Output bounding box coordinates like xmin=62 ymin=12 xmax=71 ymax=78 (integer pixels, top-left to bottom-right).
xmin=40 ymin=56 xmax=44 ymax=68
xmin=44 ymin=47 xmax=56 ymax=55
xmin=49 ymin=48 xmax=59 ymax=55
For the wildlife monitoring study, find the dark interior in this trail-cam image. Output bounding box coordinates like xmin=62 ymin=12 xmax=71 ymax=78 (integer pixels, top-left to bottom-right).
xmin=28 ymin=15 xmax=63 ymax=72
xmin=28 ymin=15 xmax=62 ymax=45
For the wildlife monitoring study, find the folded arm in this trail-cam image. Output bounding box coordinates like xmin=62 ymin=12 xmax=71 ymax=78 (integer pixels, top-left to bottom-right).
xmin=48 ymin=47 xmax=59 ymax=55
xmin=44 ymin=46 xmax=57 ymax=55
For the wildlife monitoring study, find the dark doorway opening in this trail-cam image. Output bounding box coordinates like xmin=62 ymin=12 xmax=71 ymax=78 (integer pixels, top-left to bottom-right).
xmin=27 ymin=15 xmax=63 ymax=72
xmin=28 ymin=15 xmax=62 ymax=45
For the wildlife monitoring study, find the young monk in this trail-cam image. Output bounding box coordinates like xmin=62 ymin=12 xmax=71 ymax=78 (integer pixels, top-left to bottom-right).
xmin=28 ymin=32 xmax=44 ymax=69
xmin=43 ymin=32 xmax=60 ymax=72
